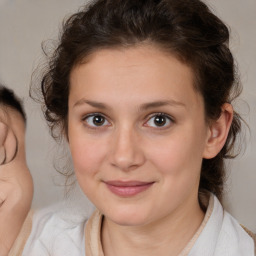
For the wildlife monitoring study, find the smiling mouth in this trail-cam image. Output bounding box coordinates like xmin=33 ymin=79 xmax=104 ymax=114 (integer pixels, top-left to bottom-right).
xmin=104 ymin=180 xmax=155 ymax=197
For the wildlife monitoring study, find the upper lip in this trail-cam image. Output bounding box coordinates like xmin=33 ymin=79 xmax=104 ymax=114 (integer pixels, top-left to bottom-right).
xmin=104 ymin=180 xmax=155 ymax=187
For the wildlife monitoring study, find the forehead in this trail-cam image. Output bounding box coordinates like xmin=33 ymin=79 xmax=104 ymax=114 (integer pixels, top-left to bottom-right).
xmin=69 ymin=45 xmax=202 ymax=110
xmin=72 ymin=45 xmax=194 ymax=80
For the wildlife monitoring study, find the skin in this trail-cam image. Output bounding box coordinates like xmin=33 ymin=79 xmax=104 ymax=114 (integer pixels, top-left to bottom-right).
xmin=68 ymin=45 xmax=233 ymax=256
xmin=0 ymin=106 xmax=33 ymax=256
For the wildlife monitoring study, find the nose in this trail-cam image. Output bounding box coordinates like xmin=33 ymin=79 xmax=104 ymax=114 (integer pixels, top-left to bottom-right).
xmin=109 ymin=126 xmax=145 ymax=171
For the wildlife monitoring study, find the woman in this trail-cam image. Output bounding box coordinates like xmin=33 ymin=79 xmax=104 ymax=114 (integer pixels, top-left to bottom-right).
xmin=12 ymin=0 xmax=256 ymax=255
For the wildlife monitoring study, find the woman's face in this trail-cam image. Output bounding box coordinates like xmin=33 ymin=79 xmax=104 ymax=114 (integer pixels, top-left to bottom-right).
xmin=68 ymin=45 xmax=211 ymax=226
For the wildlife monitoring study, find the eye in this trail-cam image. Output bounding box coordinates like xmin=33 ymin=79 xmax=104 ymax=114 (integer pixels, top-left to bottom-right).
xmin=145 ymin=113 xmax=173 ymax=128
xmin=83 ymin=114 xmax=110 ymax=128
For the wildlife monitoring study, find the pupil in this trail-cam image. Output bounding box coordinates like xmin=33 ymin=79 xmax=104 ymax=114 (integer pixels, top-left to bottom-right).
xmin=154 ymin=115 xmax=166 ymax=126
xmin=93 ymin=115 xmax=104 ymax=126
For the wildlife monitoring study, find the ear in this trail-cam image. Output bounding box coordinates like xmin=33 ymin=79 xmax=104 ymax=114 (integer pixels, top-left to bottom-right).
xmin=203 ymin=103 xmax=233 ymax=159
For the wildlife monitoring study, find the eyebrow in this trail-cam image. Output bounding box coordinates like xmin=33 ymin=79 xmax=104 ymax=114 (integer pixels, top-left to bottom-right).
xmin=139 ymin=100 xmax=186 ymax=111
xmin=73 ymin=99 xmax=185 ymax=110
xmin=73 ymin=99 xmax=109 ymax=109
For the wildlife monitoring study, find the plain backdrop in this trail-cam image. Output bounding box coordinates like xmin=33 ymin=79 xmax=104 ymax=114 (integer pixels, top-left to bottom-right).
xmin=0 ymin=0 xmax=255 ymax=232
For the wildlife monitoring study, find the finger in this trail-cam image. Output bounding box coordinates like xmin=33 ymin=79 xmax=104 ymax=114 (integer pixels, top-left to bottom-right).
xmin=0 ymin=146 xmax=6 ymax=165
xmin=0 ymin=186 xmax=7 ymax=208
xmin=0 ymin=121 xmax=8 ymax=146
xmin=3 ymin=129 xmax=18 ymax=164
xmin=0 ymin=194 xmax=5 ymax=208
xmin=0 ymin=122 xmax=8 ymax=165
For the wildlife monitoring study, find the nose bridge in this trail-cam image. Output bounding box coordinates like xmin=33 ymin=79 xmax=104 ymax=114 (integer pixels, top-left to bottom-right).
xmin=110 ymin=123 xmax=144 ymax=170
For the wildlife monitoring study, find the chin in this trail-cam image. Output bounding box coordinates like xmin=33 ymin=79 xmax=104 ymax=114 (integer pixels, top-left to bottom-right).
xmin=104 ymin=205 xmax=152 ymax=227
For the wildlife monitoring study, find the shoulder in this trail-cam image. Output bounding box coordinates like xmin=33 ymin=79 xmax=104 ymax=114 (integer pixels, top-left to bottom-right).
xmin=213 ymin=196 xmax=255 ymax=255
xmin=190 ymin=194 xmax=255 ymax=255
xmin=22 ymin=203 xmax=90 ymax=256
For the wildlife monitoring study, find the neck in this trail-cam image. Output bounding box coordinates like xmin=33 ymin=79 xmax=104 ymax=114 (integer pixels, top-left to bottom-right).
xmin=102 ymin=195 xmax=205 ymax=256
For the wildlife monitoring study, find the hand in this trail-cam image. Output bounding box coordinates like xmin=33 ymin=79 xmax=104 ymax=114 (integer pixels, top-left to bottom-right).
xmin=0 ymin=116 xmax=33 ymax=256
xmin=0 ymin=121 xmax=17 ymax=166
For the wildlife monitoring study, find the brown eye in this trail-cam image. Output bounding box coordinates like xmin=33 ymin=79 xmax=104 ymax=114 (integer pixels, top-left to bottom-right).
xmin=145 ymin=113 xmax=173 ymax=128
xmin=84 ymin=114 xmax=110 ymax=127
xmin=154 ymin=115 xmax=167 ymax=126
xmin=93 ymin=115 xmax=105 ymax=126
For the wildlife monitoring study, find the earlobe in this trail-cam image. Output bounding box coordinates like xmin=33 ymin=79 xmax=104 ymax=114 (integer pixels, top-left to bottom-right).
xmin=203 ymin=103 xmax=233 ymax=159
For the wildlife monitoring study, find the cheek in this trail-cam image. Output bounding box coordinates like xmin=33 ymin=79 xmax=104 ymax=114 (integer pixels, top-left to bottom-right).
xmin=69 ymin=138 xmax=104 ymax=198
xmin=148 ymin=136 xmax=203 ymax=172
xmin=145 ymin=132 xmax=205 ymax=194
xmin=69 ymin=135 xmax=107 ymax=178
xmin=150 ymin=140 xmax=203 ymax=202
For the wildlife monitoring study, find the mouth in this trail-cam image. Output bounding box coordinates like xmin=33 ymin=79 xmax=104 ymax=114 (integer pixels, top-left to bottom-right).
xmin=104 ymin=180 xmax=155 ymax=197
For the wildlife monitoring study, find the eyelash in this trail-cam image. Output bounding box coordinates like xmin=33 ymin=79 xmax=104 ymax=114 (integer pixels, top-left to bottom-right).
xmin=81 ymin=112 xmax=174 ymax=130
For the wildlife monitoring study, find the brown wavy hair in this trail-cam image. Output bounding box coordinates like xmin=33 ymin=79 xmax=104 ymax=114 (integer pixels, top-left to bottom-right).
xmin=33 ymin=0 xmax=242 ymax=201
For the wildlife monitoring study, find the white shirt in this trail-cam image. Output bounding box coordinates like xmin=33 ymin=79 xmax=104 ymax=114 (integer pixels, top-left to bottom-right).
xmin=22 ymin=194 xmax=255 ymax=256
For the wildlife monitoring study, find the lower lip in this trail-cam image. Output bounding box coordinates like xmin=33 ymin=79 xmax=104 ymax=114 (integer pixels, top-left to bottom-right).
xmin=105 ymin=183 xmax=154 ymax=197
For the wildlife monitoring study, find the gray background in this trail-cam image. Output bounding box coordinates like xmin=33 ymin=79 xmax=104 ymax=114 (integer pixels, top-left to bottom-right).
xmin=0 ymin=0 xmax=255 ymax=231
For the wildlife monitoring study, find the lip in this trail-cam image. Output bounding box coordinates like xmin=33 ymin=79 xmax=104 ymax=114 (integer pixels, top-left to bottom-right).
xmin=104 ymin=180 xmax=155 ymax=197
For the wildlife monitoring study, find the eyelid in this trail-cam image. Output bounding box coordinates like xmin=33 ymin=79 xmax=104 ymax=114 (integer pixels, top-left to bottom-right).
xmin=147 ymin=112 xmax=174 ymax=120
xmin=82 ymin=112 xmax=106 ymax=120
